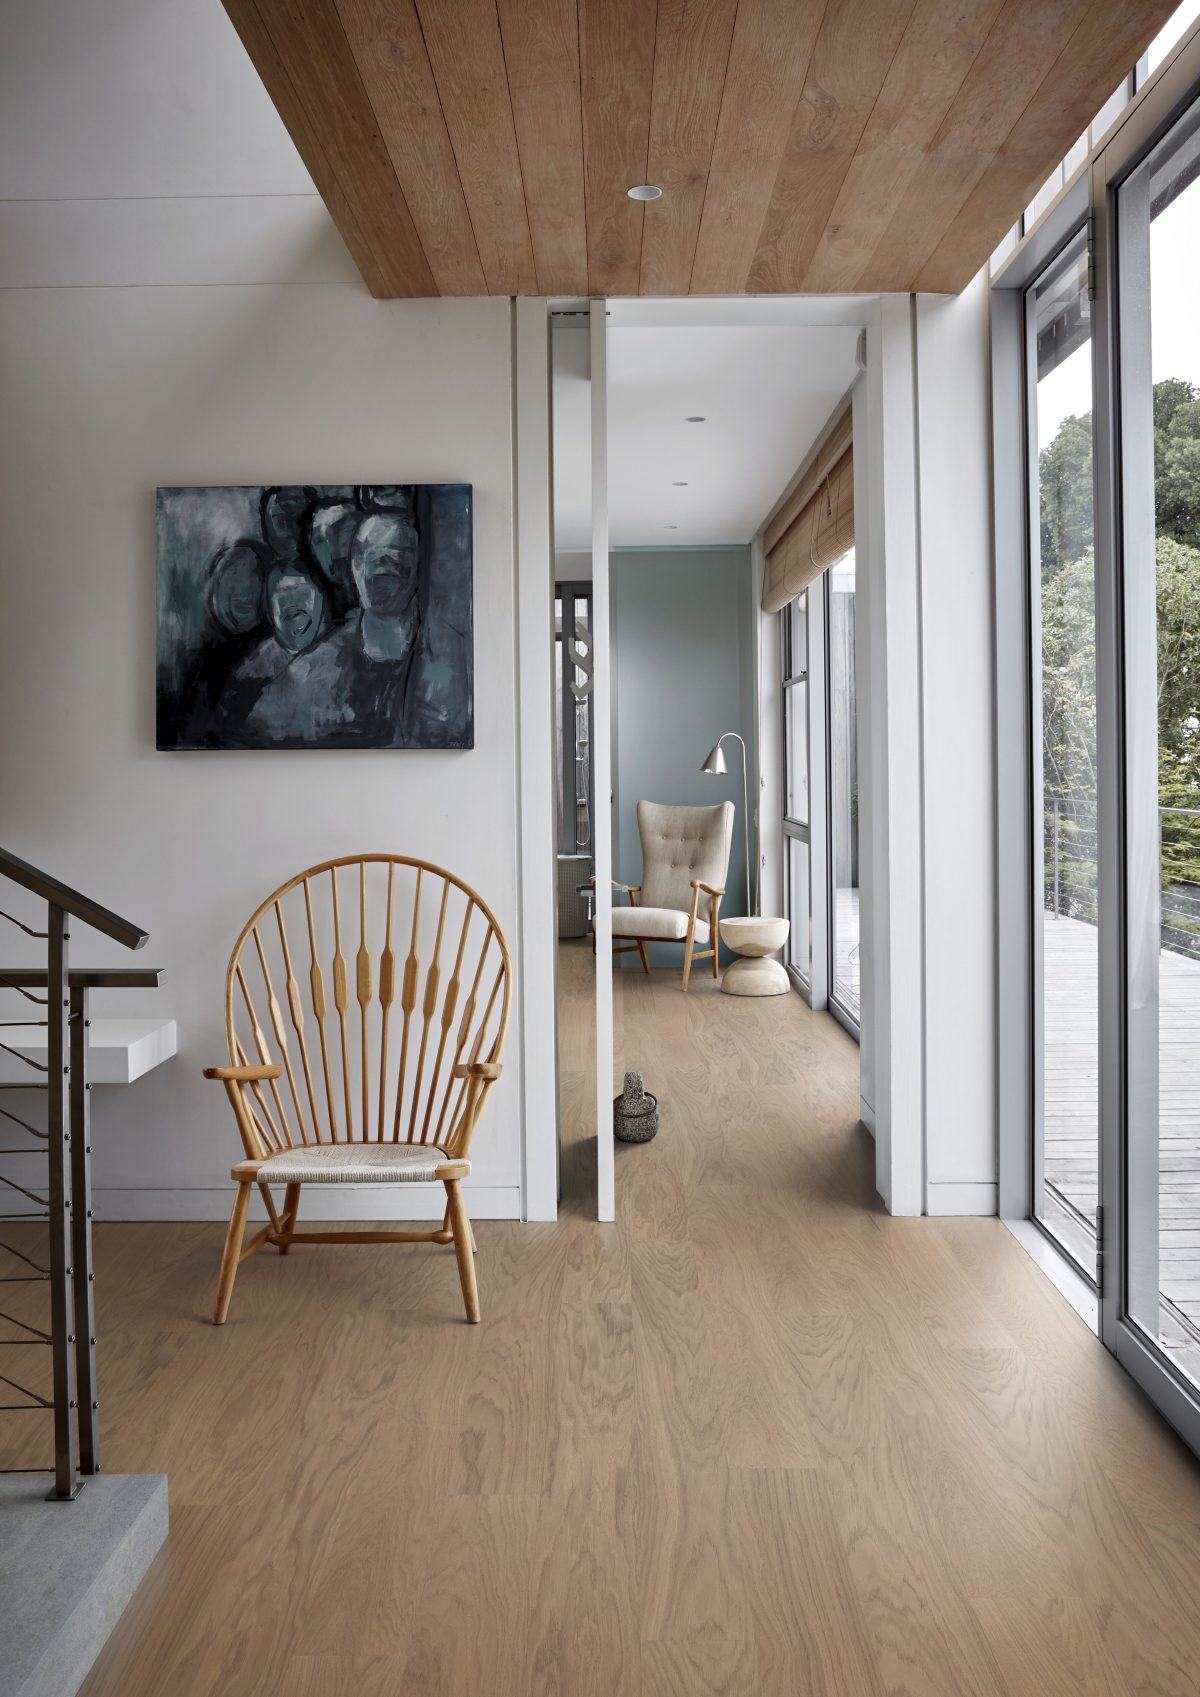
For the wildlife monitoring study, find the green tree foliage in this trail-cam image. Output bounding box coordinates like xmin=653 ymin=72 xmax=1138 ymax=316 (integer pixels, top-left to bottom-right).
xmin=1039 ymin=379 xmax=1200 ymax=945
xmin=1155 ymin=379 xmax=1200 ymax=551
xmin=1039 ymin=411 xmax=1093 ymax=575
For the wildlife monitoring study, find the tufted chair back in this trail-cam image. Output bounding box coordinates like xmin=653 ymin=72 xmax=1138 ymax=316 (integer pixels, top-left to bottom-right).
xmin=637 ymin=801 xmax=734 ymax=913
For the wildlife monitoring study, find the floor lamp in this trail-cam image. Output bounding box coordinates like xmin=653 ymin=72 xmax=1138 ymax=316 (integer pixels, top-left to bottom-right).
xmin=700 ymin=732 xmax=756 ymax=916
xmin=702 ymin=733 xmax=789 ymax=995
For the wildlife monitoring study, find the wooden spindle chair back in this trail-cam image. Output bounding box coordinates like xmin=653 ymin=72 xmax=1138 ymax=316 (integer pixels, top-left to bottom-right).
xmin=207 ymin=855 xmax=511 ymax=1326
xmin=227 ymin=855 xmax=510 ymax=1159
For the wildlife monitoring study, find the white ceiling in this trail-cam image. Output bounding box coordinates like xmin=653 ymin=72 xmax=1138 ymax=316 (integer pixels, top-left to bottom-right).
xmin=0 ymin=0 xmax=312 ymax=199
xmin=553 ymin=319 xmax=863 ymax=552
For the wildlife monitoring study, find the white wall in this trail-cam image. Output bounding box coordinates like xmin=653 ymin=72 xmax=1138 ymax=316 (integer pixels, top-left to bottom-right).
xmin=756 ymin=284 xmax=998 ymax=1218
xmin=611 ymin=548 xmax=757 ymax=962
xmin=914 ymin=276 xmax=998 ymax=1215
xmin=852 ymin=283 xmax=998 ymax=1215
xmin=0 ymin=1 xmax=556 ymax=1223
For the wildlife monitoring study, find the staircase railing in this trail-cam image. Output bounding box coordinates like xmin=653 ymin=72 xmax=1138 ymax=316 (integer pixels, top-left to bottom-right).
xmin=0 ymin=845 xmax=156 ymax=1500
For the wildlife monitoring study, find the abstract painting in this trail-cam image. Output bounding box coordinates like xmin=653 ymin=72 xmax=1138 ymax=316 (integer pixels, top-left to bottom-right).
xmin=156 ymin=484 xmax=473 ymax=750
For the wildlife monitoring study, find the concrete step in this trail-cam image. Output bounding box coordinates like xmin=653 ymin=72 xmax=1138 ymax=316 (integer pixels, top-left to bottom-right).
xmin=0 ymin=1474 xmax=168 ymax=1697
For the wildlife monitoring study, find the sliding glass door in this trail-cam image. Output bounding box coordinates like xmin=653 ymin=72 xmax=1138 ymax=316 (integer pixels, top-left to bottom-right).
xmin=1110 ymin=88 xmax=1200 ymax=1398
xmin=782 ymin=592 xmax=819 ymax=993
xmin=1026 ymin=231 xmax=1100 ymax=1280
xmin=827 ymin=552 xmax=859 ymax=1025
xmin=781 ymin=556 xmax=859 ymax=1034
xmin=994 ymin=23 xmax=1200 ymax=1453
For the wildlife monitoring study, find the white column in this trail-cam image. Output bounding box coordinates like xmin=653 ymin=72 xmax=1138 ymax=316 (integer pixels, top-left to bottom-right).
xmin=858 ymin=295 xmax=925 ymax=1215
xmin=914 ymin=276 xmax=998 ymax=1216
xmin=590 ymin=300 xmax=615 ymax=1223
xmin=513 ymin=297 xmax=559 ymax=1220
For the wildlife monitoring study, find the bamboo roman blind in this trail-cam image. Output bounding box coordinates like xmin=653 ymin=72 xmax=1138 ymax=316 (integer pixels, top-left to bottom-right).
xmin=761 ymin=405 xmax=854 ymax=614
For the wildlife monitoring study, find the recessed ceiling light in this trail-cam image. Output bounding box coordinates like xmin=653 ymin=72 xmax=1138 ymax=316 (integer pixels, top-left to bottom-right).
xmin=663 ymin=524 xmax=679 ymax=530
xmin=685 ymin=415 xmax=706 ymax=423
xmin=627 ymin=184 xmax=663 ymax=201
xmin=672 ymin=481 xmax=689 ymax=487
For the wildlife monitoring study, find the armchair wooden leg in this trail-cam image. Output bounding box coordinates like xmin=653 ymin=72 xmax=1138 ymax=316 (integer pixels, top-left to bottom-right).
xmin=445 ymin=1179 xmax=480 ymax=1323
xmin=636 ymin=940 xmax=651 ymax=974
xmin=213 ymin=1180 xmax=252 ymax=1325
xmin=682 ymin=927 xmax=697 ymax=992
xmin=682 ymin=892 xmax=702 ymax=993
xmin=279 ymin=1182 xmax=301 ymax=1254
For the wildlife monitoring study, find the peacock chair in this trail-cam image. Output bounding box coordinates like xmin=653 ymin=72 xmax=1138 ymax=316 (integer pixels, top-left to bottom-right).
xmin=205 ymin=854 xmax=511 ymax=1326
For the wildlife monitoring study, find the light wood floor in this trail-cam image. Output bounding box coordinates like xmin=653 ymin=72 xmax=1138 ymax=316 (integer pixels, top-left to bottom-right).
xmin=50 ymin=943 xmax=1200 ymax=1693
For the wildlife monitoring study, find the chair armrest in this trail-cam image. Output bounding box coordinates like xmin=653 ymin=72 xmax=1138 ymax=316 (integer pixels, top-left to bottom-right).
xmin=690 ymin=881 xmax=726 ymax=898
xmin=203 ymin=1064 xmax=282 ymax=1083
xmin=452 ymin=1061 xmax=502 ymax=1082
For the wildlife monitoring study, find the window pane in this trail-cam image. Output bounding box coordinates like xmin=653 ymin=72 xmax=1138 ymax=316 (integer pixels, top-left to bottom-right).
xmin=1119 ymin=100 xmax=1200 ymax=1386
xmin=1148 ymin=0 xmax=1200 ymax=73
xmin=1062 ymin=131 xmax=1088 ymax=180
xmin=790 ymin=592 xmax=808 ymax=676
xmin=828 ymin=553 xmax=859 ymax=1020
xmin=785 ymin=682 xmax=808 ymax=824
xmin=1029 ymin=229 xmax=1099 ymax=1277
xmin=1091 ymin=79 xmax=1130 ymax=148
xmin=786 ymin=835 xmax=811 ymax=984
xmin=1025 ymin=164 xmax=1064 ymax=232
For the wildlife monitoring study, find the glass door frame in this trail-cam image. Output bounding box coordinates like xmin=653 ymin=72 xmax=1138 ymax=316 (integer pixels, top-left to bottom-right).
xmin=1022 ymin=223 xmax=1101 ymax=1287
xmin=994 ymin=27 xmax=1200 ymax=1453
xmin=780 ymin=566 xmax=861 ymax=1039
xmin=1092 ymin=39 xmax=1200 ymax=1448
xmin=825 ymin=555 xmax=861 ymax=1038
xmin=782 ymin=588 xmax=829 ymax=1010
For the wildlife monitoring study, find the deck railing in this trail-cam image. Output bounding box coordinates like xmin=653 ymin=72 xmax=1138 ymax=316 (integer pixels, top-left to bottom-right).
xmin=0 ymin=846 xmax=156 ymax=1500
xmin=1044 ymin=797 xmax=1200 ymax=963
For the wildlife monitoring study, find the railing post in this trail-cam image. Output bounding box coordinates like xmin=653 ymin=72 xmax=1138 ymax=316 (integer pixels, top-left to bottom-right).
xmin=45 ymin=903 xmax=79 ymax=1499
xmin=1053 ymin=799 xmax=1061 ymax=919
xmin=70 ymin=982 xmax=98 ymax=1474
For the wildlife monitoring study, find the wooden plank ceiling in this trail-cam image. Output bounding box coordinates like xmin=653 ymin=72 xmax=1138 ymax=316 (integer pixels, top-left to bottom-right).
xmin=224 ymin=0 xmax=1181 ymax=298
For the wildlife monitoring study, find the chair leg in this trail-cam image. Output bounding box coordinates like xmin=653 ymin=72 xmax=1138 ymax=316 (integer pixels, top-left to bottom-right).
xmin=636 ymin=940 xmax=651 ymax=974
xmin=681 ymin=936 xmax=694 ymax=993
xmin=213 ymin=1181 xmax=252 ymax=1325
xmin=445 ymin=1179 xmax=480 ymax=1323
xmin=279 ymin=1182 xmax=301 ymax=1254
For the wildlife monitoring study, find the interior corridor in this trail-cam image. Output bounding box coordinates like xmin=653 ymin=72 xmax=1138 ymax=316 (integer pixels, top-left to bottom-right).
xmin=46 ymin=947 xmax=1200 ymax=1696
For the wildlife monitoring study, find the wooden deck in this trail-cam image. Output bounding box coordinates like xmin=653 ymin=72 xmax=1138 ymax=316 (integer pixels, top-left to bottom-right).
xmin=1043 ymin=913 xmax=1200 ymax=1371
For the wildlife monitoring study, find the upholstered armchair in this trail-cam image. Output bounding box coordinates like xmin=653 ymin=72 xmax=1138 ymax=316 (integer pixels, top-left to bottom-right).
xmin=608 ymin=800 xmax=734 ymax=991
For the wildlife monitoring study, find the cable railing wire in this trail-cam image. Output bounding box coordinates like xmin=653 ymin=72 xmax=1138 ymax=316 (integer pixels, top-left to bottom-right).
xmin=0 ymin=846 xmax=151 ymax=1497
xmin=1045 ymin=795 xmax=1200 ymax=962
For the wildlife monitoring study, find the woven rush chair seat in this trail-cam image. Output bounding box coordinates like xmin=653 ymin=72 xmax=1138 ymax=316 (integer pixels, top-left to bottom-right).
xmin=239 ymin=1142 xmax=467 ymax=1185
xmin=206 ymin=854 xmax=511 ymax=1327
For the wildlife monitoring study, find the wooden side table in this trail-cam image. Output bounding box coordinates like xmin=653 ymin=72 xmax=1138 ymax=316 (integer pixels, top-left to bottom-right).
xmin=718 ymin=916 xmax=790 ymax=996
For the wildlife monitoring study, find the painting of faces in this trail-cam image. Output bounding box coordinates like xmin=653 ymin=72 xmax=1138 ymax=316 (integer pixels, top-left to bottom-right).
xmin=155 ymin=484 xmax=473 ymax=750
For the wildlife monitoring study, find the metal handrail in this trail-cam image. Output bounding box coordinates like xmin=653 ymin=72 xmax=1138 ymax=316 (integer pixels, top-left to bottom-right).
xmin=0 ymin=847 xmax=147 ymax=951
xmin=0 ymin=968 xmax=162 ymax=989
xmin=0 ymin=849 xmax=151 ymax=1500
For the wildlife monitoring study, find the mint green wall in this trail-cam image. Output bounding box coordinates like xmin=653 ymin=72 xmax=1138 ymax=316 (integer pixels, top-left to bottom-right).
xmin=611 ymin=547 xmax=756 ymax=968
